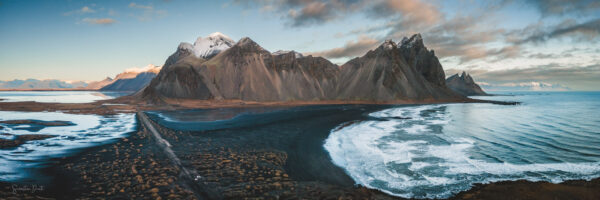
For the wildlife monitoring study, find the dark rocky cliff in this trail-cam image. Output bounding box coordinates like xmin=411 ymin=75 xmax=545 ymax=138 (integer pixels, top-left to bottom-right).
xmin=139 ymin=34 xmax=464 ymax=103
xmin=445 ymin=72 xmax=488 ymax=96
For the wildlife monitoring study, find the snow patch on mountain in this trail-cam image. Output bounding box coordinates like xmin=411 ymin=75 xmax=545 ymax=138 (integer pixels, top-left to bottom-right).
xmin=272 ymin=50 xmax=304 ymax=58
xmin=190 ymin=32 xmax=235 ymax=59
xmin=124 ymin=64 xmax=162 ymax=74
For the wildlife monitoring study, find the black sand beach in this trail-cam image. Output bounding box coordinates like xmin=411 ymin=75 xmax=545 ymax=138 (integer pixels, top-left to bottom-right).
xmin=1 ymin=105 xmax=599 ymax=199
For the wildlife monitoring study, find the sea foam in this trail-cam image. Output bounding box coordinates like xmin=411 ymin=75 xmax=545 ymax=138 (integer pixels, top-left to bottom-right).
xmin=324 ymin=103 xmax=600 ymax=199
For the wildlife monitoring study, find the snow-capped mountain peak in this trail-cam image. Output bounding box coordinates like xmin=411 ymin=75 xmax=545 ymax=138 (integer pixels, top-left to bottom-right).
xmin=192 ymin=32 xmax=235 ymax=59
xmin=207 ymin=32 xmax=232 ymax=40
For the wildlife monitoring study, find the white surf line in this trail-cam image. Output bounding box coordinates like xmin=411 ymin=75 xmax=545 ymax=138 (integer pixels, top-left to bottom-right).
xmin=137 ymin=112 xmax=220 ymax=199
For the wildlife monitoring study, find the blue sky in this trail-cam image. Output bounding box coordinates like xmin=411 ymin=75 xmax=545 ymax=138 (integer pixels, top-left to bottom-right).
xmin=0 ymin=0 xmax=599 ymax=90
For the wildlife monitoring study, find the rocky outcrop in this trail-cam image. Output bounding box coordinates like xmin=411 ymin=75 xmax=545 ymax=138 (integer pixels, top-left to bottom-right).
xmin=445 ymin=72 xmax=488 ymax=96
xmin=141 ymin=55 xmax=211 ymax=100
xmin=398 ymin=34 xmax=446 ymax=87
xmin=85 ymin=77 xmax=113 ymax=89
xmin=335 ymin=39 xmax=458 ymax=101
xmin=139 ymin=33 xmax=464 ymax=103
xmin=100 ymin=72 xmax=157 ymax=91
xmin=100 ymin=65 xmax=162 ymax=91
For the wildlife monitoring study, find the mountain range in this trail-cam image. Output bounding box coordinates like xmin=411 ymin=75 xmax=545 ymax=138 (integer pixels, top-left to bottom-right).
xmin=139 ymin=33 xmax=463 ymax=103
xmin=0 ymin=65 xmax=161 ymax=91
xmin=0 ymin=79 xmax=88 ymax=89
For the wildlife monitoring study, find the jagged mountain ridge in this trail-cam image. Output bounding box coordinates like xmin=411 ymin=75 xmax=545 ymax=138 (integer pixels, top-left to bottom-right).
xmin=445 ymin=72 xmax=488 ymax=96
xmin=140 ymin=33 xmax=464 ymax=102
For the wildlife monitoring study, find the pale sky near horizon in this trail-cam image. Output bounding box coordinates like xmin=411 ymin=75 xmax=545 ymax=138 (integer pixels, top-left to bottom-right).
xmin=0 ymin=0 xmax=599 ymax=90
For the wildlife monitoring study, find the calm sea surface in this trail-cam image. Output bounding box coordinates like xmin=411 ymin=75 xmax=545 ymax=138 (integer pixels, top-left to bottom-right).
xmin=0 ymin=91 xmax=130 ymax=103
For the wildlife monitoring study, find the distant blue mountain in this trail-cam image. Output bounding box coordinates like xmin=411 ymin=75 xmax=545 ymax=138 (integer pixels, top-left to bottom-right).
xmin=0 ymin=79 xmax=88 ymax=89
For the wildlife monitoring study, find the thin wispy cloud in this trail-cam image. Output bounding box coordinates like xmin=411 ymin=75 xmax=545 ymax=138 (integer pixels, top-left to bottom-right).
xmin=233 ymin=0 xmax=364 ymax=27
xmin=82 ymin=18 xmax=117 ymax=25
xmin=128 ymin=2 xmax=167 ymax=21
xmin=518 ymin=0 xmax=600 ymax=16
xmin=510 ymin=18 xmax=600 ymax=45
xmin=129 ymin=2 xmax=153 ymax=10
xmin=305 ymin=36 xmax=379 ymax=59
xmin=63 ymin=6 xmax=96 ymax=16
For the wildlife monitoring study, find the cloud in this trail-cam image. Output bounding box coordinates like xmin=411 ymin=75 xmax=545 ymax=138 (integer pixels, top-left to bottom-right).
xmin=304 ymin=36 xmax=379 ymax=58
xmin=128 ymin=2 xmax=167 ymax=21
xmin=517 ymin=0 xmax=600 ymax=16
xmin=233 ymin=0 xmax=364 ymax=27
xmin=478 ymin=81 xmax=571 ymax=91
xmin=234 ymin=0 xmax=599 ymax=66
xmin=288 ymin=1 xmax=334 ymax=26
xmin=129 ymin=2 xmax=153 ymax=10
xmin=528 ymin=52 xmax=573 ymax=59
xmin=63 ymin=6 xmax=96 ymax=16
xmin=511 ymin=18 xmax=600 ymax=45
xmin=233 ymin=0 xmax=513 ymax=63
xmin=237 ymin=0 xmax=441 ymax=28
xmin=366 ymin=0 xmax=442 ymax=26
xmin=82 ymin=18 xmax=117 ymax=25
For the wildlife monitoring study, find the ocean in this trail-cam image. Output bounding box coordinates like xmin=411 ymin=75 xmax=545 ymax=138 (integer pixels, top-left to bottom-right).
xmin=325 ymin=92 xmax=600 ymax=198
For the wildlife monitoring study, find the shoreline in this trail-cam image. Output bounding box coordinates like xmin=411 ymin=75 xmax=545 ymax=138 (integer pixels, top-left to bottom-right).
xmin=0 ymin=109 xmax=598 ymax=199
xmin=0 ymin=95 xmax=517 ymax=115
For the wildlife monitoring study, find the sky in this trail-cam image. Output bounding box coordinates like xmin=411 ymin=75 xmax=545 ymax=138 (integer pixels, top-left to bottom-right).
xmin=0 ymin=0 xmax=599 ymax=90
